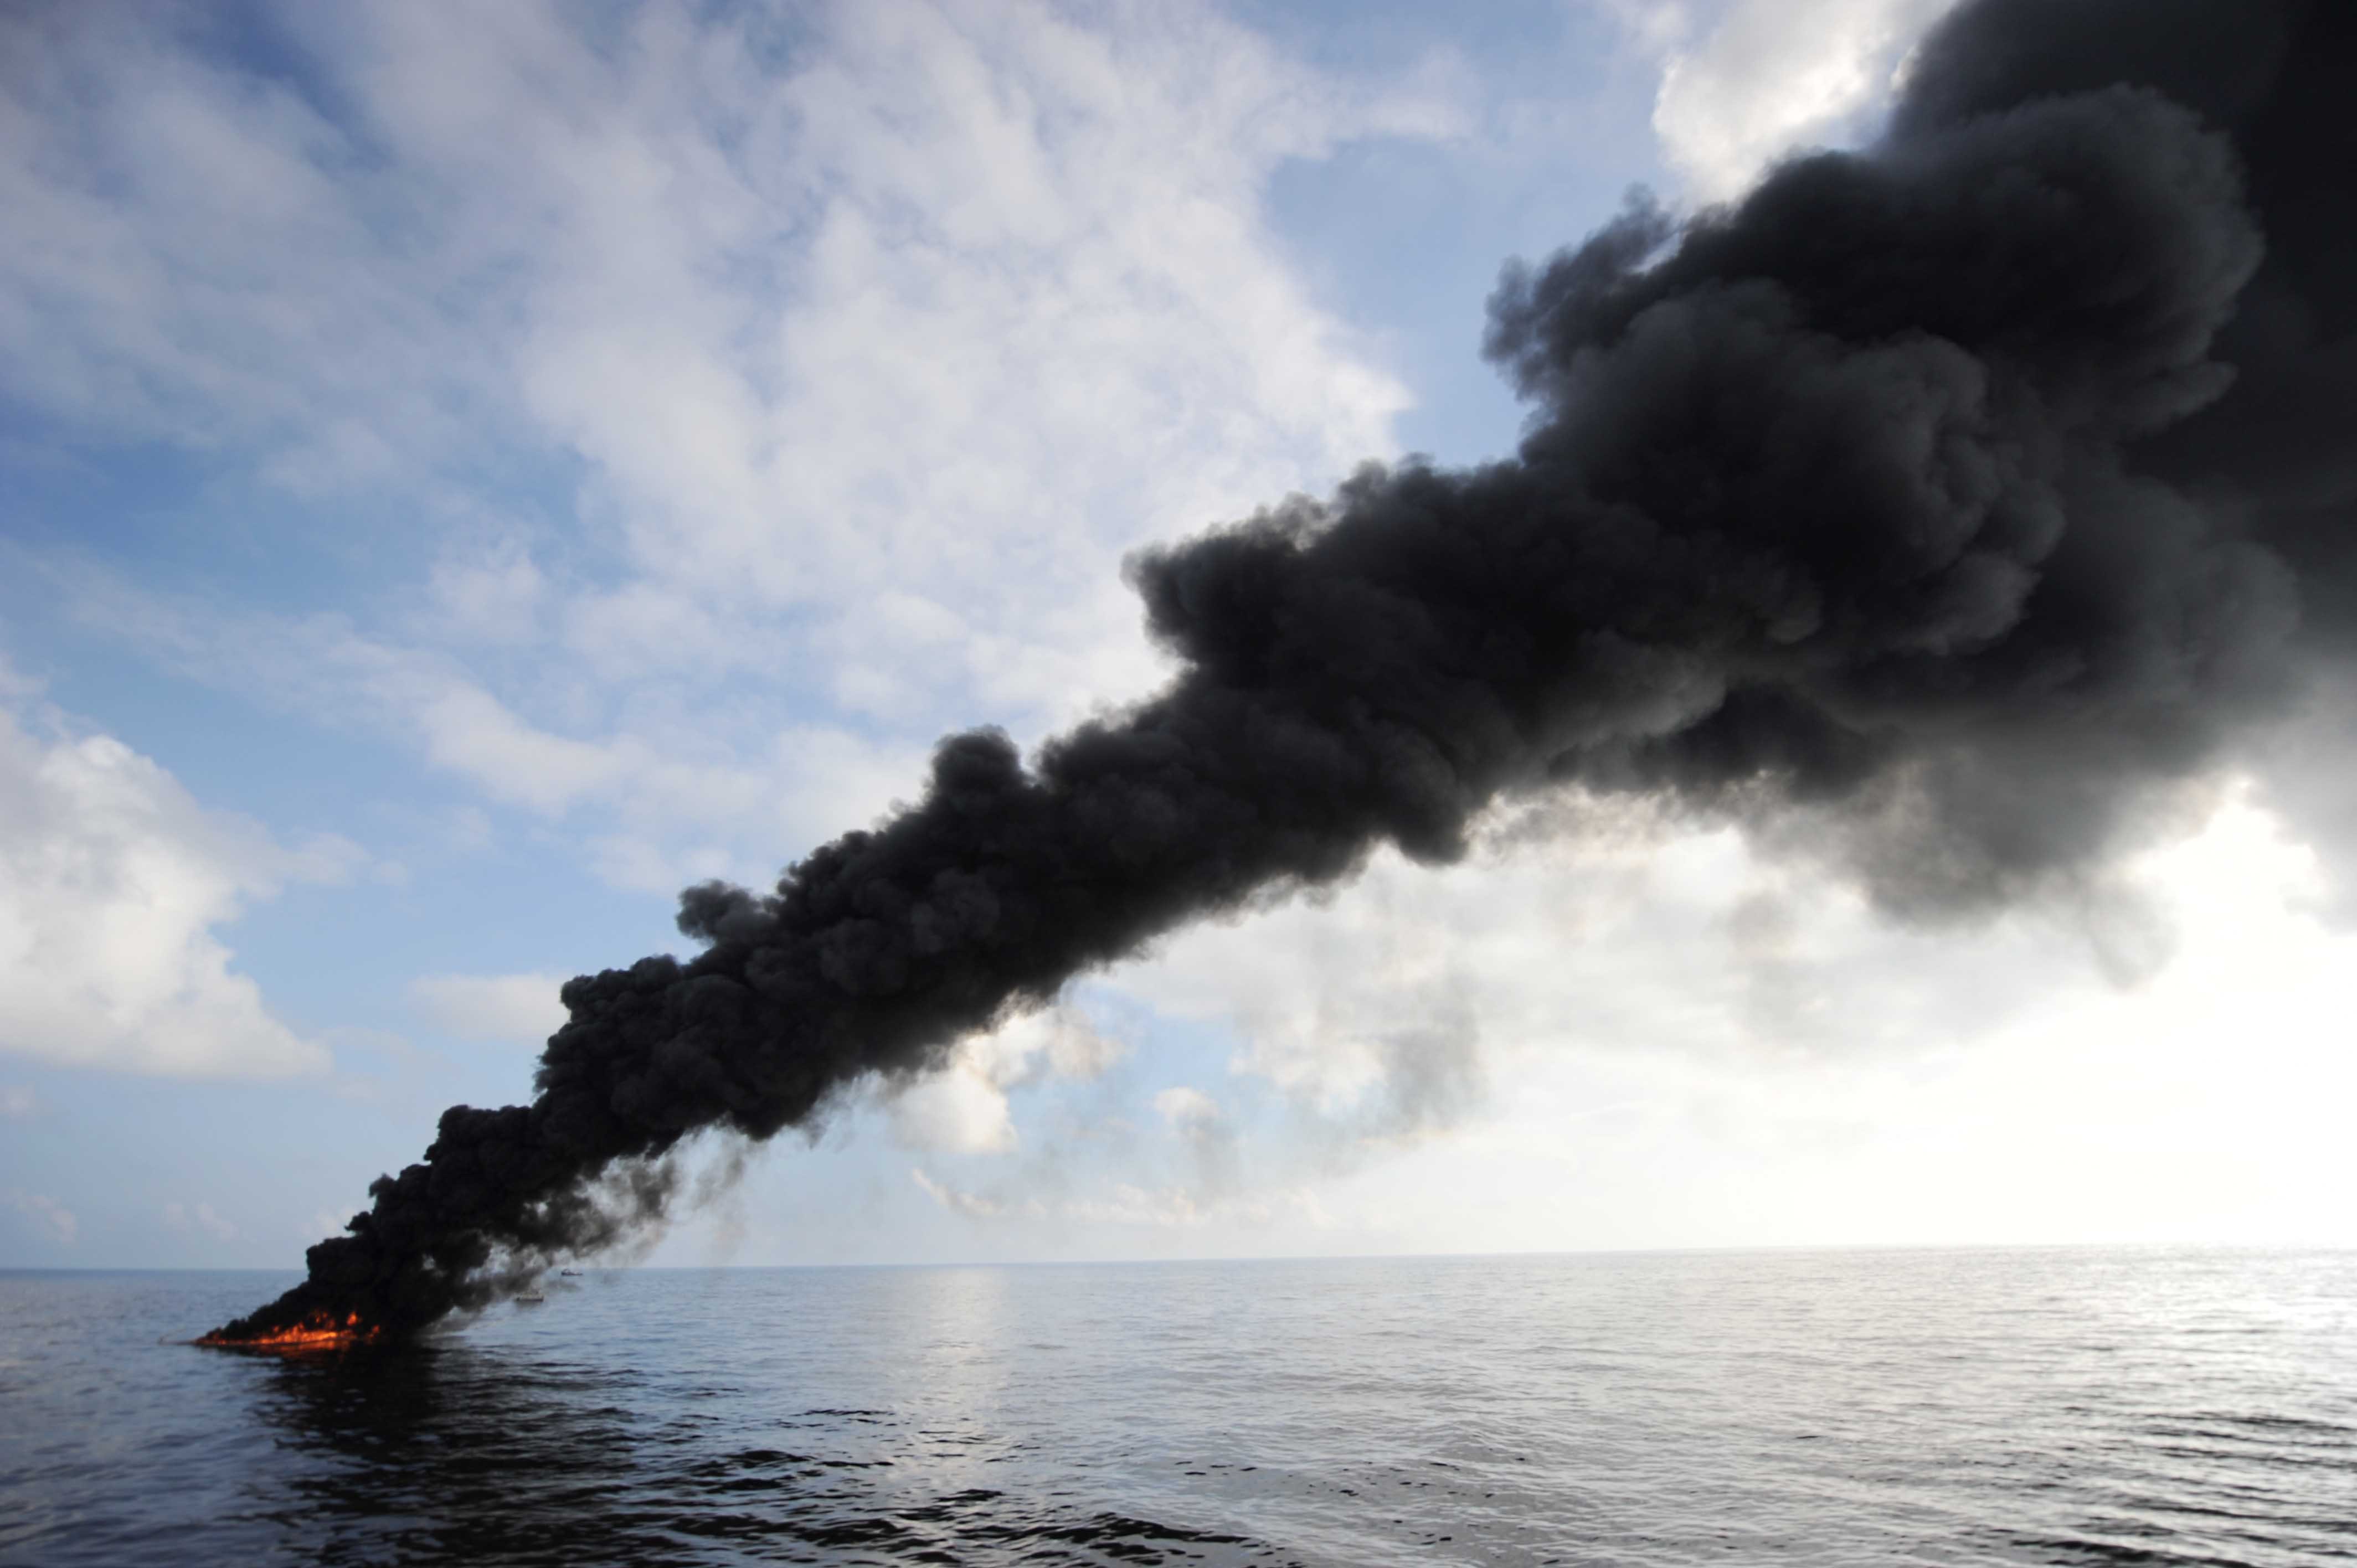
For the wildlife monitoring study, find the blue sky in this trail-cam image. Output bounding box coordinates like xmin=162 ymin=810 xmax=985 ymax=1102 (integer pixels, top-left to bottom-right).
xmin=6 ymin=0 xmax=2352 ymax=1271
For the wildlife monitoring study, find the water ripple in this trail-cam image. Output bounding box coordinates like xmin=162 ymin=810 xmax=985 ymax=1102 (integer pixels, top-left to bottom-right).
xmin=3 ymin=1249 xmax=2354 ymax=1566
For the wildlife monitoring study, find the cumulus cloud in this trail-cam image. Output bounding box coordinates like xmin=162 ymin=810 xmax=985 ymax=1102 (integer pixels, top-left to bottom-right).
xmin=1628 ymin=0 xmax=1957 ymax=198
xmin=0 ymin=687 xmax=355 ymax=1077
xmin=409 ymin=971 xmax=570 ymax=1047
xmin=891 ymin=1064 xmax=1022 ymax=1157
xmin=886 ymin=1006 xmax=1125 ymax=1154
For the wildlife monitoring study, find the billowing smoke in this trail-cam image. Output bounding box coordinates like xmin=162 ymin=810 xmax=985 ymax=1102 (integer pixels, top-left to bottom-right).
xmin=214 ymin=0 xmax=2353 ymax=1341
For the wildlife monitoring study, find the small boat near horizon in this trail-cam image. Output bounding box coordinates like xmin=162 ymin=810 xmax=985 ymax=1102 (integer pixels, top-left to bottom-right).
xmin=514 ymin=1293 xmax=545 ymax=1306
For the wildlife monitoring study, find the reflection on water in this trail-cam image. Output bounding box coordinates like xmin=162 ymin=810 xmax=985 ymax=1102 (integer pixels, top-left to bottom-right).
xmin=5 ymin=1251 xmax=2356 ymax=1567
xmin=249 ymin=1268 xmax=1301 ymax=1567
xmin=240 ymin=1335 xmax=1262 ymax=1567
xmin=252 ymin=1343 xmax=655 ymax=1565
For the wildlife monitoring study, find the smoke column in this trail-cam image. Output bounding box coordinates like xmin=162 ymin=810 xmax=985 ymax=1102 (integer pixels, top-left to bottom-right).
xmin=214 ymin=0 xmax=2354 ymax=1341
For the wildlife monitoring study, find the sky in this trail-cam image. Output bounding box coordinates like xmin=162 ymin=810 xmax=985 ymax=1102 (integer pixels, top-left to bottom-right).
xmin=3 ymin=0 xmax=2351 ymax=1272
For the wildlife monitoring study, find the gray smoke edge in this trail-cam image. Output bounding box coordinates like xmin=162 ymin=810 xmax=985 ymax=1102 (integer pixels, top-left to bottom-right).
xmin=212 ymin=0 xmax=2354 ymax=1342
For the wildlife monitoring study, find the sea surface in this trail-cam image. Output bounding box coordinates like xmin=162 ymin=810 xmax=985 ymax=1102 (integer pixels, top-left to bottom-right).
xmin=2 ymin=1249 xmax=2353 ymax=1566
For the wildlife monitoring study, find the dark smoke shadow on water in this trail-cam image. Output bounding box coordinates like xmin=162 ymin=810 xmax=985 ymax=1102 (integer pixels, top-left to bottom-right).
xmin=206 ymin=0 xmax=2356 ymax=1347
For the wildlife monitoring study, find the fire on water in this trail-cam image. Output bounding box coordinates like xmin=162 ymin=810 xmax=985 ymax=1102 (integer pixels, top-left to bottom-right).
xmin=194 ymin=1310 xmax=382 ymax=1353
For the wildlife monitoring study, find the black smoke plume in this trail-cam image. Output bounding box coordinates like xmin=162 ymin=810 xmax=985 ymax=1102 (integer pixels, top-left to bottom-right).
xmin=213 ymin=0 xmax=2353 ymax=1342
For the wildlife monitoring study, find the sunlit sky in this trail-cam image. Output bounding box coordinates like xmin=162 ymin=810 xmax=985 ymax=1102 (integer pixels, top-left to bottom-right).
xmin=4 ymin=0 xmax=2351 ymax=1271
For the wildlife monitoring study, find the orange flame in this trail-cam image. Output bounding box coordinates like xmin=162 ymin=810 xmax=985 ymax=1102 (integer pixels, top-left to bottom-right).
xmin=196 ymin=1310 xmax=382 ymax=1352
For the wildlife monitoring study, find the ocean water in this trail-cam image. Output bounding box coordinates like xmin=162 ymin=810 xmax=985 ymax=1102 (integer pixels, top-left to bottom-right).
xmin=2 ymin=1249 xmax=2352 ymax=1566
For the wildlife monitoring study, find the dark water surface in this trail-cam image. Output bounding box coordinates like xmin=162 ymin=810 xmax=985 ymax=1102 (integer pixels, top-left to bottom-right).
xmin=3 ymin=1249 xmax=2353 ymax=1566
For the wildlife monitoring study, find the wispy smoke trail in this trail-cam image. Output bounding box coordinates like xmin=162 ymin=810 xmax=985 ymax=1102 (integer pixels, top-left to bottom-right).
xmin=214 ymin=0 xmax=2353 ymax=1341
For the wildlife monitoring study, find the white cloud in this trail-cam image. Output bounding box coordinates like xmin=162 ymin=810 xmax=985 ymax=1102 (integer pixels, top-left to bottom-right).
xmin=409 ymin=971 xmax=570 ymax=1046
xmin=304 ymin=1206 xmax=354 ymax=1243
xmin=31 ymin=1 xmax=2329 ymax=1261
xmin=0 ymin=689 xmax=351 ymax=1077
xmin=1122 ymin=794 xmax=1968 ymax=1111
xmin=1153 ymin=1086 xmax=1222 ymax=1128
xmin=835 ymin=773 xmax=2357 ymax=1257
xmin=0 ymin=6 xmax=495 ymax=476
xmin=6 ymin=1189 xmax=78 ymax=1245
xmin=1054 ymin=1180 xmax=1330 ymax=1234
xmin=886 ymin=1006 xmax=1124 ymax=1154
xmin=420 ymin=529 xmax=549 ymax=648
xmin=1061 ymin=1181 xmax=1213 ymax=1230
xmin=34 ymin=561 xmax=938 ymax=891
xmin=163 ymin=1199 xmax=239 ymax=1242
xmin=0 ymin=1086 xmax=32 ymax=1120
xmin=1630 ymin=0 xmax=1956 ymax=199
xmin=1040 ymin=1011 xmax=1127 ymax=1081
xmin=1153 ymin=1085 xmax=1238 ymax=1189
xmin=6 ymin=1 xmax=1440 ymax=898
xmin=891 ymin=1064 xmax=1021 ymax=1157
xmin=910 ymin=1165 xmax=1006 ymax=1220
xmin=906 ymin=1162 xmax=1316 ymax=1237
xmin=1088 ymin=780 xmax=2357 ymax=1250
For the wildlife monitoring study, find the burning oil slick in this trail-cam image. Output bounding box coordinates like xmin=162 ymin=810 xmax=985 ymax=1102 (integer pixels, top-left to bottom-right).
xmin=208 ymin=0 xmax=2354 ymax=1346
xmin=195 ymin=1311 xmax=383 ymax=1354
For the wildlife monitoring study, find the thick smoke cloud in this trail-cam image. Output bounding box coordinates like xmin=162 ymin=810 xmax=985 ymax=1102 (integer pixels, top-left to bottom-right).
xmin=216 ymin=0 xmax=2353 ymax=1341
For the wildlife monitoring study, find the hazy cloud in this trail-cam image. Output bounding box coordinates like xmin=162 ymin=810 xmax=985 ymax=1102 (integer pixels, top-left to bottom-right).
xmin=6 ymin=1189 xmax=78 ymax=1245
xmin=409 ymin=972 xmax=570 ymax=1048
xmin=164 ymin=1199 xmax=240 ymax=1242
xmin=1153 ymin=1086 xmax=1222 ymax=1129
xmin=909 ymin=1166 xmax=1006 ymax=1220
